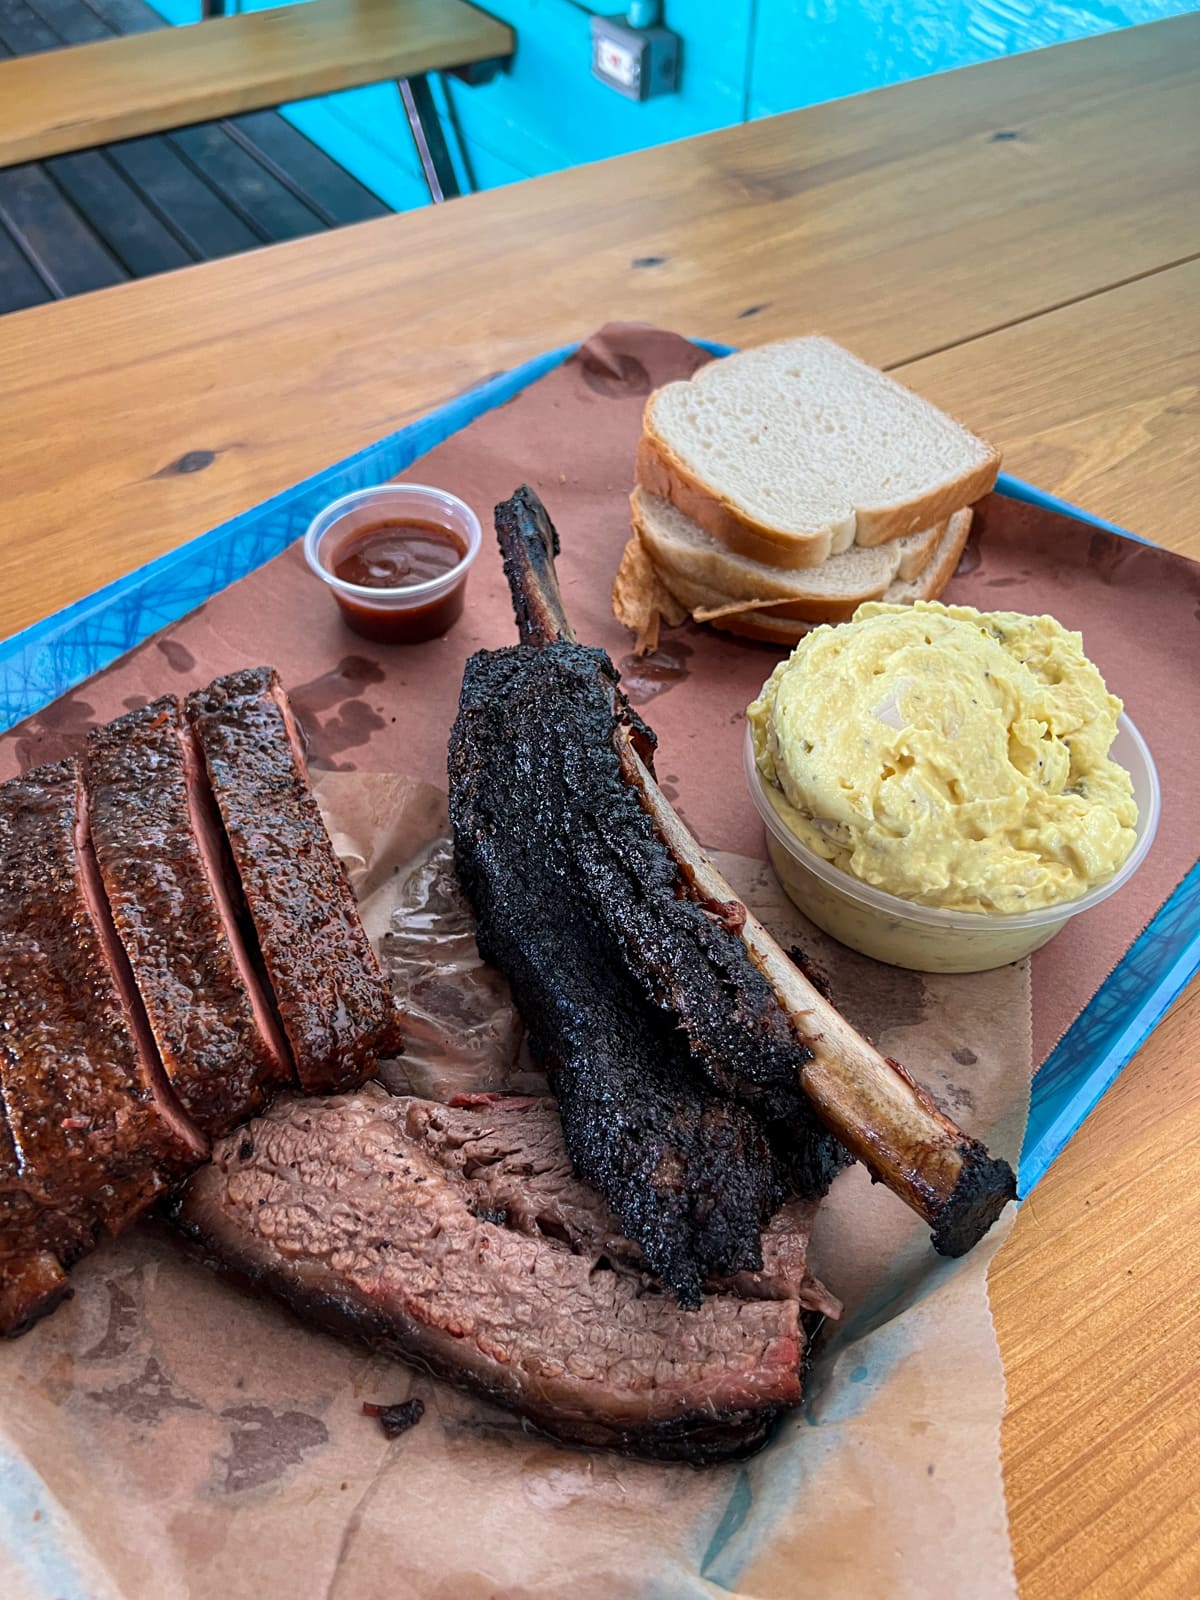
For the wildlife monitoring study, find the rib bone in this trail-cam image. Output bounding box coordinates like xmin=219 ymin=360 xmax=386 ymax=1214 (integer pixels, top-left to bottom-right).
xmin=618 ymin=740 xmax=1016 ymax=1254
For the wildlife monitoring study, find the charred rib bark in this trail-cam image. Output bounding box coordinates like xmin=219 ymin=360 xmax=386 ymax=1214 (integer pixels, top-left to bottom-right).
xmin=0 ymin=761 xmax=206 ymax=1335
xmin=185 ymin=668 xmax=404 ymax=1092
xmin=455 ymin=486 xmax=1015 ymax=1264
xmin=450 ymin=645 xmax=794 ymax=1303
xmin=85 ymin=697 xmax=292 ymax=1134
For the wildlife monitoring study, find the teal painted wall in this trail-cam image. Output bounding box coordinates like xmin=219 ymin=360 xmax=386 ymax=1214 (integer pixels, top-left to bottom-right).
xmin=747 ymin=0 xmax=1196 ymax=115
xmin=152 ymin=0 xmax=1195 ymax=209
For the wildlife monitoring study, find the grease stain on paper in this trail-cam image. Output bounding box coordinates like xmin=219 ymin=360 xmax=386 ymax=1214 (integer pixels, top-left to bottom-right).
xmin=14 ymin=693 xmax=98 ymax=770
xmin=215 ymin=1403 xmax=330 ymax=1495
xmin=81 ymin=1272 xmax=143 ymax=1362
xmin=156 ymin=639 xmax=196 ymax=673
xmin=86 ymin=1356 xmax=205 ymax=1428
xmin=290 ymin=657 xmax=388 ymax=769
xmin=795 ymin=941 xmax=928 ymax=1045
xmin=618 ymin=640 xmax=693 ymax=705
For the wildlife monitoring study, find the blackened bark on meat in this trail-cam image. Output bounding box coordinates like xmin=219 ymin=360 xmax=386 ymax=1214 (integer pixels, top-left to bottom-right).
xmin=85 ymin=697 xmax=292 ymax=1134
xmin=484 ymin=492 xmax=829 ymax=1120
xmin=363 ymin=1398 xmax=425 ymax=1439
xmin=450 ymin=494 xmax=848 ymax=1300
xmin=185 ymin=668 xmax=404 ymax=1093
xmin=450 ymin=642 xmax=848 ymax=1303
xmin=434 ymin=1093 xmax=840 ymax=1315
xmin=628 ymin=746 xmax=1018 ymax=1258
xmin=456 ymin=486 xmax=1016 ymax=1262
xmin=174 ymin=1090 xmax=822 ymax=1463
xmin=495 ymin=485 xmax=577 ymax=648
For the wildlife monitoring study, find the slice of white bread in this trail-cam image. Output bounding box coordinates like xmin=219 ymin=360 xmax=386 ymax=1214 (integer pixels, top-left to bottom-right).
xmin=634 ymin=507 xmax=974 ymax=647
xmin=637 ymin=337 xmax=999 ymax=570
xmin=631 ymin=487 xmax=945 ymax=623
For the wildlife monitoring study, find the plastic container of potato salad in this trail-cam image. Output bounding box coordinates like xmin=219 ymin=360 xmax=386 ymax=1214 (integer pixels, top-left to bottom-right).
xmin=744 ymin=718 xmax=1160 ymax=974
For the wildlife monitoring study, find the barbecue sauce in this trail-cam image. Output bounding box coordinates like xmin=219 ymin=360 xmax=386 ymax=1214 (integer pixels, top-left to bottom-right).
xmin=330 ymin=519 xmax=468 ymax=644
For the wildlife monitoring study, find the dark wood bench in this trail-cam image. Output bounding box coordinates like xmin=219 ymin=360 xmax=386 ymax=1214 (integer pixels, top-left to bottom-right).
xmin=0 ymin=0 xmax=513 ymax=197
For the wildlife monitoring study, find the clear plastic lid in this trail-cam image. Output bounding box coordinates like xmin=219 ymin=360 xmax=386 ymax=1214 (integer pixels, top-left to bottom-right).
xmin=304 ymin=484 xmax=482 ymax=612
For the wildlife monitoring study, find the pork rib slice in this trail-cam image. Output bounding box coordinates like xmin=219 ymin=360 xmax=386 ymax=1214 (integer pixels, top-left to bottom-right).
xmin=185 ymin=668 xmax=404 ymax=1093
xmin=481 ymin=486 xmax=1016 ymax=1259
xmin=174 ymin=1087 xmax=828 ymax=1463
xmin=85 ymin=697 xmax=293 ymax=1135
xmin=0 ymin=761 xmax=207 ymax=1335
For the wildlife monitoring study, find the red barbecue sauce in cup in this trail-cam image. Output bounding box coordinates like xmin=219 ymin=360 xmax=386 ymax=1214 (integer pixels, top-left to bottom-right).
xmin=304 ymin=487 xmax=482 ymax=645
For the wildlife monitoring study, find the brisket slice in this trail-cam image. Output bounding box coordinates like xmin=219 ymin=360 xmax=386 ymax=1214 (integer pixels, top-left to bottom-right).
xmin=85 ymin=697 xmax=293 ymax=1135
xmin=174 ymin=1088 xmax=828 ymax=1463
xmin=436 ymin=1093 xmax=841 ymax=1318
xmin=185 ymin=668 xmax=403 ymax=1093
xmin=449 ymin=642 xmax=846 ymax=1304
xmin=0 ymin=761 xmax=206 ymax=1335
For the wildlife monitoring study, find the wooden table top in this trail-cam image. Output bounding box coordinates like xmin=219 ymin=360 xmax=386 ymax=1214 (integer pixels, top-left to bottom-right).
xmin=2 ymin=14 xmax=1197 ymax=1595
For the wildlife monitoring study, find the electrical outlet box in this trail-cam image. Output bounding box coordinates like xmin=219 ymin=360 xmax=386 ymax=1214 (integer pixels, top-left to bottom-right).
xmin=591 ymin=14 xmax=680 ymax=102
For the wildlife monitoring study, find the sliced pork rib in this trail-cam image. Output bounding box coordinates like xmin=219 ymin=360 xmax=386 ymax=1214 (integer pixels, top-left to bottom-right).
xmin=2 ymin=667 xmax=405 ymax=1336
xmin=0 ymin=761 xmax=207 ymax=1334
xmin=86 ymin=697 xmax=293 ymax=1135
xmin=185 ymin=668 xmax=403 ymax=1092
xmin=175 ymin=1088 xmax=828 ymax=1462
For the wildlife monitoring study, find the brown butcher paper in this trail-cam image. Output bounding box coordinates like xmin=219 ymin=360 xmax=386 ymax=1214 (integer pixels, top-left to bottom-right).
xmin=0 ymin=773 xmax=1029 ymax=1600
xmin=4 ymin=322 xmax=1197 ymax=1597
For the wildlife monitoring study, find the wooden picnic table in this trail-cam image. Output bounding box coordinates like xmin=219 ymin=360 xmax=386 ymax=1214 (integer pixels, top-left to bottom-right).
xmin=1 ymin=14 xmax=1197 ymax=1595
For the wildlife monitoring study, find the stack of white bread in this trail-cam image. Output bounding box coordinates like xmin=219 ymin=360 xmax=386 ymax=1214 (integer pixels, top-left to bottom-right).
xmin=612 ymin=336 xmax=1002 ymax=652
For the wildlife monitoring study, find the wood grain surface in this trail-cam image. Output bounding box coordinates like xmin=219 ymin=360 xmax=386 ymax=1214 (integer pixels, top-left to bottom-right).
xmin=0 ymin=14 xmax=1196 ymax=636
xmin=992 ymin=981 xmax=1200 ymax=1600
xmin=0 ymin=0 xmax=512 ymax=166
xmin=897 ymin=259 xmax=1200 ymax=564
xmin=0 ymin=16 xmax=1197 ymax=1597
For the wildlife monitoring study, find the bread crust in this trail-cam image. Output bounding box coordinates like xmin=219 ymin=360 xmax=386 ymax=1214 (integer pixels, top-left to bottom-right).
xmin=852 ymin=469 xmax=995 ymax=546
xmin=636 ymin=432 xmax=834 ymax=569
xmin=637 ymin=360 xmax=1000 ymax=562
xmin=906 ymin=505 xmax=974 ymax=598
xmin=650 ymin=562 xmax=868 ymax=627
xmin=645 ymin=507 xmax=975 ymax=647
xmin=631 ymin=488 xmax=944 ymax=610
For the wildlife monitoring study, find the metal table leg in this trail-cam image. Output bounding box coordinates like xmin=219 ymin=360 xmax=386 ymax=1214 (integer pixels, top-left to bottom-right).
xmin=398 ymin=74 xmax=461 ymax=203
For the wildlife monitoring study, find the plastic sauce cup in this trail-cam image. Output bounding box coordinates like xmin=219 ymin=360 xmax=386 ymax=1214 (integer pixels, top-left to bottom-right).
xmin=743 ymin=716 xmax=1160 ymax=974
xmin=304 ymin=485 xmax=482 ymax=644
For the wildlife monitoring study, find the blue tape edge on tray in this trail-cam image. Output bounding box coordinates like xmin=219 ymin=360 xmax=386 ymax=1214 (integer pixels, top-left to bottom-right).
xmin=0 ymin=342 xmax=583 ymax=735
xmin=1 ymin=337 xmax=1196 ymax=1191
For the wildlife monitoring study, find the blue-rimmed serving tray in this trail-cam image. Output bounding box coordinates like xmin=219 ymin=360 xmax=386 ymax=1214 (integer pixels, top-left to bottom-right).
xmin=2 ymin=340 xmax=1197 ymax=1198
